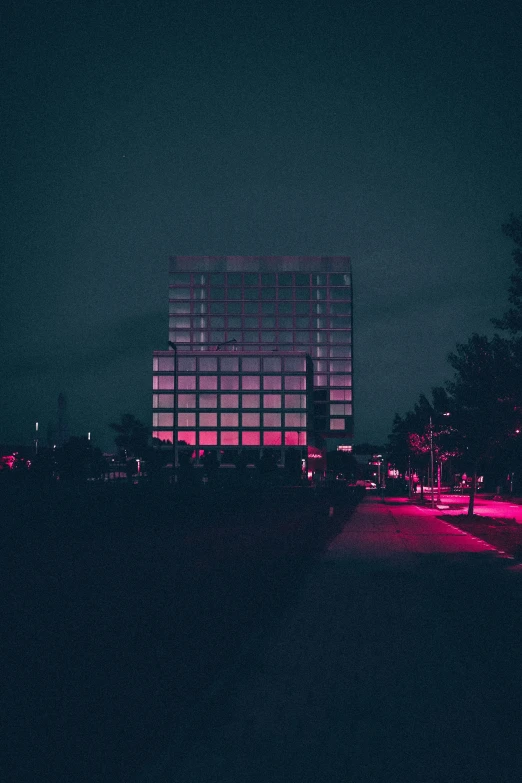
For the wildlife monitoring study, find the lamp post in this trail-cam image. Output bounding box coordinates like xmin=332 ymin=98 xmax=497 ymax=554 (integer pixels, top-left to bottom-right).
xmin=429 ymin=416 xmax=435 ymax=509
xmin=216 ymin=338 xmax=237 ymax=351
xmin=168 ymin=341 xmax=178 ymax=481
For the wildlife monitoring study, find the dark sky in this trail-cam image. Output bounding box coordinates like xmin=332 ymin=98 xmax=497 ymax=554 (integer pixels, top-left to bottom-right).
xmin=2 ymin=0 xmax=521 ymax=451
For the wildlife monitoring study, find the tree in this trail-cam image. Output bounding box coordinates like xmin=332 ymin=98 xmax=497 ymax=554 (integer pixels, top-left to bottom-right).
xmin=492 ymin=214 xmax=522 ymax=334
xmin=109 ymin=414 xmax=149 ymax=460
xmin=446 ymin=334 xmax=522 ymax=514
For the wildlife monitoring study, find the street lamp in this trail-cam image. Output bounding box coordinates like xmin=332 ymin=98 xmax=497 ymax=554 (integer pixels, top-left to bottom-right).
xmin=216 ymin=338 xmax=237 ymax=351
xmin=168 ymin=341 xmax=179 ymax=480
xmin=429 ymin=416 xmax=435 ymax=508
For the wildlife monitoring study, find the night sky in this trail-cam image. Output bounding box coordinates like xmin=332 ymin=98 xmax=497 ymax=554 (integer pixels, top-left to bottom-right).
xmin=2 ymin=0 xmax=521 ymax=451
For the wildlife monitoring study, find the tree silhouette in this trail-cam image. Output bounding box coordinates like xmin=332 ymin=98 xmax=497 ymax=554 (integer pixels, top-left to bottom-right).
xmin=109 ymin=414 xmax=149 ymax=460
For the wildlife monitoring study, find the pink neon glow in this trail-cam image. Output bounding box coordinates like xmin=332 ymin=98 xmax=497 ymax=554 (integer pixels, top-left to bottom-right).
xmin=263 ymin=431 xmax=282 ymax=446
xmin=242 ymin=376 xmax=261 ymax=390
xmin=221 ymin=413 xmax=239 ymax=426
xmin=220 ymin=431 xmax=239 ymax=445
xmin=221 ymin=376 xmax=240 ymax=390
xmin=199 ymin=431 xmax=217 ymax=445
xmin=242 ymin=432 xmax=260 ymax=445
xmin=178 ymin=431 xmax=196 ymax=445
xmin=199 ymin=376 xmax=218 ymax=390
xmin=155 ymin=431 xmax=173 ymax=443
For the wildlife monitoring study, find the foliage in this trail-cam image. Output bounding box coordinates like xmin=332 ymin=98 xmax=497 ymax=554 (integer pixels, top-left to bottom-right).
xmin=492 ymin=214 xmax=522 ymax=334
xmin=109 ymin=414 xmax=149 ymax=459
xmin=54 ymin=436 xmax=104 ymax=483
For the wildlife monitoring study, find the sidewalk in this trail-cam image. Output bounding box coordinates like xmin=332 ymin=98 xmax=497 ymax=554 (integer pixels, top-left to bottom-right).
xmin=140 ymin=498 xmax=520 ymax=783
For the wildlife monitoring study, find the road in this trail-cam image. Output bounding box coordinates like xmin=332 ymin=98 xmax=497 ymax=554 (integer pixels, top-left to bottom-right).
xmin=140 ymin=497 xmax=522 ymax=783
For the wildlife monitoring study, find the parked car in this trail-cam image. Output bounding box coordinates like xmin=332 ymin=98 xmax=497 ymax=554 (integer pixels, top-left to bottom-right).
xmin=355 ymin=479 xmax=377 ymax=490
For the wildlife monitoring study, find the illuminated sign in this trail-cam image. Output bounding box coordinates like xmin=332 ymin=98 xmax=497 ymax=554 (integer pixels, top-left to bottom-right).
xmin=337 ymin=445 xmax=353 ymax=452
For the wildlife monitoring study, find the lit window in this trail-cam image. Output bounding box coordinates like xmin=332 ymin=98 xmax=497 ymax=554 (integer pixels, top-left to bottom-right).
xmin=200 ymin=413 xmax=217 ymax=427
xmin=285 ymin=357 xmax=305 ymax=371
xmin=329 ymin=360 xmax=352 ymax=373
xmin=242 ymin=394 xmax=260 ymax=408
xmin=263 ymin=431 xmax=282 ymax=445
xmin=220 ymin=431 xmax=239 ymax=446
xmin=220 ymin=357 xmax=239 ymax=371
xmin=154 ymin=431 xmax=173 ymax=443
xmin=169 ymin=301 xmax=190 ymax=314
xmin=170 ymin=331 xmax=190 ymax=343
xmin=242 ymin=357 xmax=260 ymax=371
xmin=242 ymin=431 xmax=260 ymax=445
xmin=178 ymin=431 xmax=196 ymax=445
xmin=330 ymin=419 xmax=345 ymax=430
xmin=285 ymin=376 xmax=306 ymax=391
xmin=178 ymin=394 xmax=196 ymax=408
xmin=284 ymin=394 xmax=306 ymax=408
xmin=285 ymin=431 xmax=307 ymax=446
xmin=263 ymin=413 xmax=281 ymax=427
xmin=242 ymin=412 xmax=260 ymax=427
xmin=199 ymin=394 xmax=217 ymax=408
xmin=169 ymin=316 xmax=190 ymax=329
xmin=221 ymin=413 xmax=239 ymax=427
xmin=330 ymin=389 xmax=352 ymax=402
xmin=314 ymin=375 xmax=328 ymax=386
xmin=178 ymin=376 xmax=196 ymax=390
xmin=330 ymin=375 xmax=351 ymax=387
xmin=178 ymin=357 xmax=196 ymax=371
xmin=220 ymin=394 xmax=238 ymax=408
xmin=199 ymin=431 xmax=217 ymax=445
xmin=263 ymin=376 xmax=281 ymax=390
xmin=154 ymin=376 xmax=175 ymax=390
xmin=199 ymin=357 xmax=218 ymax=371
xmin=285 ymin=412 xmax=306 ymax=427
xmin=199 ymin=376 xmax=218 ymax=390
xmin=221 ymin=375 xmax=240 ymax=391
xmin=154 ymin=394 xmax=174 ymax=408
xmin=242 ymin=375 xmax=260 ymax=390
xmin=263 ymin=394 xmax=281 ymax=409
xmin=178 ymin=412 xmax=196 ymax=427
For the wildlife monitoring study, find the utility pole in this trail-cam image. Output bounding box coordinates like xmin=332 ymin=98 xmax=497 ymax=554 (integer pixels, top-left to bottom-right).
xmin=430 ymin=416 xmax=435 ymax=509
xmin=168 ymin=341 xmax=178 ymax=482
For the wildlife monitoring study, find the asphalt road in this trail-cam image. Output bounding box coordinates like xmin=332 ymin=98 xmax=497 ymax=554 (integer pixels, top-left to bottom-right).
xmin=141 ymin=497 xmax=522 ymax=783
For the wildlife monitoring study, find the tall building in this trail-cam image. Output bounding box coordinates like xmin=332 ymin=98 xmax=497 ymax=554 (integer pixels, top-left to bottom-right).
xmin=152 ymin=256 xmax=352 ymax=465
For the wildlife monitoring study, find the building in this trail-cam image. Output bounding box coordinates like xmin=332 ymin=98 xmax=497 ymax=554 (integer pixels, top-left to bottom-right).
xmin=152 ymin=256 xmax=352 ymax=467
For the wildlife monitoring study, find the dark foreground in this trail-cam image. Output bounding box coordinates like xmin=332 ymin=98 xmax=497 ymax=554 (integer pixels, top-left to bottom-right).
xmin=1 ymin=483 xmax=355 ymax=782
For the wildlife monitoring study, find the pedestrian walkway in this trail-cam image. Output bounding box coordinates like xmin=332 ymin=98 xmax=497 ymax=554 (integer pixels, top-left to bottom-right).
xmin=139 ymin=498 xmax=520 ymax=783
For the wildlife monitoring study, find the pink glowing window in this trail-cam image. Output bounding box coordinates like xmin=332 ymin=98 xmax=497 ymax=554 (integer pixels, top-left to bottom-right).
xmin=285 ymin=357 xmax=306 ymax=371
xmin=199 ymin=357 xmax=217 ymax=371
xmin=200 ymin=413 xmax=217 ymax=427
xmin=330 ymin=389 xmax=352 ymax=401
xmin=199 ymin=394 xmax=217 ymax=408
xmin=329 ymin=360 xmax=352 ymax=373
xmin=154 ymin=431 xmax=173 ymax=443
xmin=153 ymin=394 xmax=175 ymax=409
xmin=155 ymin=376 xmax=175 ymax=390
xmin=199 ymin=376 xmax=218 ymax=390
xmin=263 ymin=395 xmax=281 ymax=409
xmin=241 ymin=394 xmax=260 ymax=408
xmin=158 ymin=357 xmax=175 ymax=371
xmin=220 ymin=394 xmax=238 ymax=408
xmin=177 ymin=431 xmax=196 ymax=445
xmin=178 ymin=394 xmax=196 ymax=408
xmin=263 ymin=357 xmax=281 ymax=371
xmin=170 ymin=331 xmax=190 ymax=343
xmin=155 ymin=413 xmax=174 ymax=427
xmin=178 ymin=376 xmax=196 ymax=390
xmin=285 ymin=412 xmax=306 ymax=427
xmin=285 ymin=376 xmax=306 ymax=391
xmin=242 ymin=376 xmax=260 ymax=390
xmin=242 ymin=412 xmax=260 ymax=427
xmin=221 ymin=375 xmax=240 ymax=391
xmin=242 ymin=431 xmax=260 ymax=446
xmin=263 ymin=432 xmax=282 ymax=446
xmin=263 ymin=413 xmax=281 ymax=427
xmin=199 ymin=431 xmax=217 ymax=445
xmin=220 ymin=357 xmax=239 ymax=371
xmin=221 ymin=413 xmax=239 ymax=427
xmin=330 ymin=418 xmax=345 ymax=430
xmin=284 ymin=431 xmax=307 ymax=446
xmin=284 ymin=394 xmax=306 ymax=409
xmin=220 ymin=431 xmax=239 ymax=446
xmin=314 ymin=375 xmax=327 ymax=386
xmin=263 ymin=376 xmax=281 ymax=390
xmin=178 ymin=413 xmax=196 ymax=427
xmin=330 ymin=375 xmax=351 ymax=387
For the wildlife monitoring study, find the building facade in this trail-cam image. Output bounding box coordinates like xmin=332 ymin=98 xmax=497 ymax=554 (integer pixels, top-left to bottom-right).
xmin=153 ymin=256 xmax=352 ymax=463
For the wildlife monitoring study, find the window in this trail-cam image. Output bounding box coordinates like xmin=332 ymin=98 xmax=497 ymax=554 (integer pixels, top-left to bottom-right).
xmin=242 ymin=431 xmax=260 ymax=445
xmin=285 ymin=357 xmax=306 ymax=371
xmin=242 ymin=412 xmax=260 ymax=427
xmin=242 ymin=394 xmax=260 ymax=408
xmin=330 ymin=288 xmax=350 ymax=300
xmin=228 ymin=288 xmax=242 ymax=299
xmin=295 ymin=302 xmax=309 ymax=315
xmin=295 ymin=331 xmax=309 ymax=344
xmin=244 ymin=301 xmax=258 ymax=314
xmin=242 ymin=375 xmax=260 ymax=390
xmin=263 ymin=357 xmax=281 ymax=371
xmin=210 ymin=302 xmax=225 ymax=314
xmin=170 ymin=331 xmax=190 ymax=343
xmin=285 ymin=376 xmax=306 ymax=390
xmin=154 ymin=375 xmax=175 ymax=390
xmin=220 ymin=357 xmax=239 ymax=371
xmin=210 ymin=331 xmax=225 ymax=343
xmin=330 ymin=404 xmax=352 ymax=416
xmin=263 ymin=431 xmax=282 ymax=445
xmin=295 ymin=273 xmax=309 ymax=286
xmin=278 ymin=273 xmax=293 ymax=286
xmin=329 ymin=360 xmax=352 ymax=373
xmin=200 ymin=413 xmax=217 ymax=427
xmin=198 ymin=376 xmax=217 ymax=390
xmin=227 ymin=301 xmax=241 ymax=314
xmin=330 ymin=375 xmax=351 ymax=387
xmin=227 ymin=317 xmax=241 ymax=328
xmin=261 ymin=288 xmax=276 ymax=300
xmin=284 ymin=394 xmax=306 ymax=408
xmin=221 ymin=412 xmax=238 ymax=427
xmin=178 ymin=412 xmax=196 ymax=427
xmin=199 ymin=357 xmax=217 ymax=371
xmin=295 ymin=317 xmax=309 ymax=329
xmin=169 ymin=316 xmax=190 ymax=329
xmin=277 ymin=302 xmax=292 ymax=314
xmin=330 ymin=302 xmax=351 ymax=315
xmin=330 ymin=419 xmax=345 ymax=430
xmin=263 ymin=394 xmax=281 ymax=408
xmin=243 ymin=332 xmax=259 ymax=343
xmin=219 ymin=375 xmax=238 ymax=391
xmin=178 ymin=394 xmax=196 ymax=408
xmin=313 ymin=274 xmax=327 ymax=285
xmin=220 ymin=394 xmax=238 ymax=408
xmin=227 ymin=272 xmax=242 ymax=285
xmin=178 ymin=375 xmax=196 ymax=391
xmin=199 ymin=394 xmax=217 ymax=408
xmin=177 ymin=431 xmax=196 ymax=445
xmin=170 ymin=273 xmax=191 ymax=285
xmin=178 ymin=357 xmax=196 ymax=371
xmin=261 ymin=302 xmax=275 ymax=314
xmin=244 ymin=288 xmax=259 ymax=300
xmin=211 ymin=287 xmax=225 ymax=299
xmin=278 ymin=331 xmax=292 ymax=344
xmin=263 ymin=413 xmax=281 ymax=427
xmin=244 ymin=317 xmax=258 ymax=329
xmin=285 ymin=412 xmax=306 ymax=427
xmin=154 ymin=431 xmax=173 ymax=443
xmin=210 ymin=273 xmax=224 ymax=284
xmin=169 ymin=301 xmax=191 ymax=314
xmin=330 ymin=389 xmax=352 ymax=402
xmin=153 ymin=413 xmax=174 ymax=427
xmin=261 ymin=317 xmax=276 ymax=329
xmin=285 ymin=431 xmax=307 ymax=446
xmin=170 ymin=287 xmax=190 ymax=299
xmin=154 ymin=394 xmax=174 ymax=408
xmin=329 ymin=274 xmax=350 ymax=286
xmin=295 ymin=288 xmax=309 ymax=300
xmin=263 ymin=376 xmax=281 ymax=390
xmin=220 ymin=431 xmax=239 ymax=446
xmin=314 ymin=375 xmax=327 ymax=386
xmin=278 ymin=317 xmax=292 ymax=329
xmin=244 ymin=273 xmax=258 ymax=285
xmin=199 ymin=431 xmax=217 ymax=445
